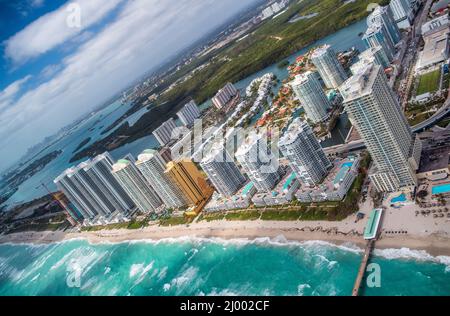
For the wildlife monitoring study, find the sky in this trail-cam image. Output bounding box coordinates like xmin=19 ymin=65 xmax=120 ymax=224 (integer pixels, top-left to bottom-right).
xmin=0 ymin=0 xmax=259 ymax=172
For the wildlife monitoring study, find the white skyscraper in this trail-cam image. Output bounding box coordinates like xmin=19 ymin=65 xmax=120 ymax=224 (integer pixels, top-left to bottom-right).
xmin=340 ymin=63 xmax=421 ymax=192
xmin=54 ymin=167 xmax=99 ymax=221
xmin=54 ymin=153 xmax=138 ymax=223
xmin=235 ymin=132 xmax=282 ymax=192
xmin=363 ymin=23 xmax=396 ymax=61
xmin=112 ymin=159 xmax=163 ymax=213
xmin=279 ymin=118 xmax=332 ymax=186
xmin=200 ymin=142 xmax=246 ymax=196
xmin=389 ymin=0 xmax=413 ymax=29
xmin=136 ymin=149 xmax=187 ymax=208
xmin=311 ymin=44 xmax=348 ymax=89
xmin=83 ymin=153 xmax=136 ymax=214
xmin=367 ymin=6 xmax=401 ymax=46
xmin=177 ymin=100 xmax=201 ymax=127
xmin=291 ymin=71 xmax=331 ymax=123
xmin=152 ymin=118 xmax=177 ymax=147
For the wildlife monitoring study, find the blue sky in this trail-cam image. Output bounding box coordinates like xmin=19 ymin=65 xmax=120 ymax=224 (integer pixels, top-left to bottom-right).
xmin=0 ymin=0 xmax=259 ymax=171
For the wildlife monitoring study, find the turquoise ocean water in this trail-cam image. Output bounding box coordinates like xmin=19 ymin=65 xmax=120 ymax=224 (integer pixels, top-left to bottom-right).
xmin=0 ymin=237 xmax=449 ymax=296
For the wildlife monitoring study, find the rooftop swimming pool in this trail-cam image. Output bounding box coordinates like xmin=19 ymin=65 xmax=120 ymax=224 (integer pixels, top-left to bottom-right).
xmin=432 ymin=183 xmax=450 ymax=195
xmin=391 ymin=193 xmax=407 ymax=204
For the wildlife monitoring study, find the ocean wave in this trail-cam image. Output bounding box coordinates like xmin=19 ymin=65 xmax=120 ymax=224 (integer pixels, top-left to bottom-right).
xmin=129 ymin=261 xmax=154 ymax=286
xmin=170 ymin=266 xmax=198 ymax=289
xmin=374 ymin=248 xmax=450 ymax=266
xmin=297 ymin=283 xmax=311 ymax=296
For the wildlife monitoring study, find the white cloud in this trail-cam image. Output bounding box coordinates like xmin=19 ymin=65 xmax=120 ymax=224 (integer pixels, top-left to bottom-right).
xmin=4 ymin=0 xmax=124 ymax=65
xmin=0 ymin=75 xmax=32 ymax=111
xmin=0 ymin=0 xmax=258 ymax=169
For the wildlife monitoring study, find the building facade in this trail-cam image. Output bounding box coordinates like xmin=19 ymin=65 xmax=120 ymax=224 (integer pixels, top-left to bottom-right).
xmin=235 ymin=132 xmax=283 ymax=192
xmin=176 ymin=100 xmax=201 ymax=127
xmin=136 ymin=149 xmax=187 ymax=208
xmin=363 ymin=23 xmax=396 ymax=61
xmin=279 ymin=118 xmax=332 ymax=186
xmin=340 ymin=63 xmax=420 ymax=192
xmin=367 ymin=6 xmax=401 ymax=46
xmin=351 ymin=46 xmax=390 ymax=75
xmin=152 ymin=118 xmax=177 ymax=147
xmin=200 ymin=142 xmax=247 ymax=196
xmin=112 ymin=159 xmax=163 ymax=213
xmin=291 ymin=71 xmax=331 ymax=123
xmin=212 ymin=83 xmax=238 ymax=109
xmin=389 ymin=0 xmax=413 ymax=29
xmin=165 ymin=159 xmax=212 ymax=205
xmin=54 ymin=153 xmax=137 ymax=224
xmin=311 ymin=44 xmax=348 ymax=89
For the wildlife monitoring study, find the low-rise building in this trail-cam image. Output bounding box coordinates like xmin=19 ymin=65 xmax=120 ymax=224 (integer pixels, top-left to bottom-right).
xmin=417 ymin=127 xmax=450 ymax=181
xmin=253 ymin=171 xmax=300 ymax=206
xmin=204 ymin=182 xmax=257 ymax=212
xmin=417 ymin=27 xmax=450 ymax=71
xmin=295 ymin=156 xmax=361 ymax=203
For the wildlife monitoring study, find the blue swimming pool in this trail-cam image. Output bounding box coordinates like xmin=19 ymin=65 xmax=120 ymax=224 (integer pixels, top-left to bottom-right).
xmin=432 ymin=183 xmax=450 ymax=195
xmin=342 ymin=162 xmax=354 ymax=168
xmin=391 ymin=193 xmax=407 ymax=204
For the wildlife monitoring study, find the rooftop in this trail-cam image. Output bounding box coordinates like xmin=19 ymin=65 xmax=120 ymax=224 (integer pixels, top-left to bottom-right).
xmin=136 ymin=149 xmax=158 ymax=164
xmin=279 ymin=117 xmax=309 ymax=146
xmin=290 ymin=71 xmax=315 ymax=86
xmin=311 ymin=44 xmax=331 ymax=59
xmin=297 ymin=156 xmax=358 ymax=195
xmin=340 ymin=63 xmax=378 ymax=101
xmin=417 ymin=27 xmax=450 ymax=69
xmin=112 ymin=159 xmax=131 ymax=173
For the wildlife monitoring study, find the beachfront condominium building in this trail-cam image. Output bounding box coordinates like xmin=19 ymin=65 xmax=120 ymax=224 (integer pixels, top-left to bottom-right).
xmin=54 ymin=167 xmax=99 ymax=221
xmin=351 ymin=46 xmax=390 ymax=75
xmin=279 ymin=118 xmax=332 ymax=186
xmin=83 ymin=153 xmax=136 ymax=214
xmin=340 ymin=63 xmax=421 ymax=192
xmin=235 ymin=132 xmax=282 ymax=192
xmin=177 ymin=100 xmax=201 ymax=127
xmin=311 ymin=44 xmax=348 ymax=89
xmin=389 ymin=0 xmax=413 ymax=29
xmin=112 ymin=159 xmax=163 ymax=213
xmin=54 ymin=154 xmax=137 ymax=222
xmin=212 ymin=83 xmax=238 ymax=110
xmin=362 ymin=23 xmax=396 ymax=61
xmin=165 ymin=159 xmax=212 ymax=205
xmin=291 ymin=71 xmax=331 ymax=123
xmin=367 ymin=6 xmax=401 ymax=46
xmin=136 ymin=149 xmax=187 ymax=208
xmin=200 ymin=142 xmax=247 ymax=196
xmin=152 ymin=118 xmax=177 ymax=147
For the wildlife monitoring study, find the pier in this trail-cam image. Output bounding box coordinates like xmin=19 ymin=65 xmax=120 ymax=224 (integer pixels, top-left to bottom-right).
xmin=352 ymin=208 xmax=384 ymax=296
xmin=352 ymin=239 xmax=375 ymax=296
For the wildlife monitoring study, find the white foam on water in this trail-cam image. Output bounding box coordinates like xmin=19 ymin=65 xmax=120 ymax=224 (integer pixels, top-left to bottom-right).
xmin=297 ymin=283 xmax=311 ymax=296
xmin=374 ymin=248 xmax=450 ymax=266
xmin=163 ymin=283 xmax=171 ymax=292
xmin=170 ymin=266 xmax=198 ymax=289
xmin=30 ymin=273 xmax=40 ymax=283
xmin=158 ymin=266 xmax=168 ymax=280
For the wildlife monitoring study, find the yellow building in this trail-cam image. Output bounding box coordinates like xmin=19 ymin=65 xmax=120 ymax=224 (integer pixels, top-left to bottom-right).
xmin=165 ymin=159 xmax=212 ymax=206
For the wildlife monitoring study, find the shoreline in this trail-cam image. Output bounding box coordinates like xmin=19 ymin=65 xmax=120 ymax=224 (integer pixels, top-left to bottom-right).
xmin=2 ymin=219 xmax=450 ymax=258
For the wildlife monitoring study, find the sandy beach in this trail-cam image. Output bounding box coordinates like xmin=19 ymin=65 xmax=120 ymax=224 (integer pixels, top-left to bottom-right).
xmin=1 ymin=204 xmax=450 ymax=257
